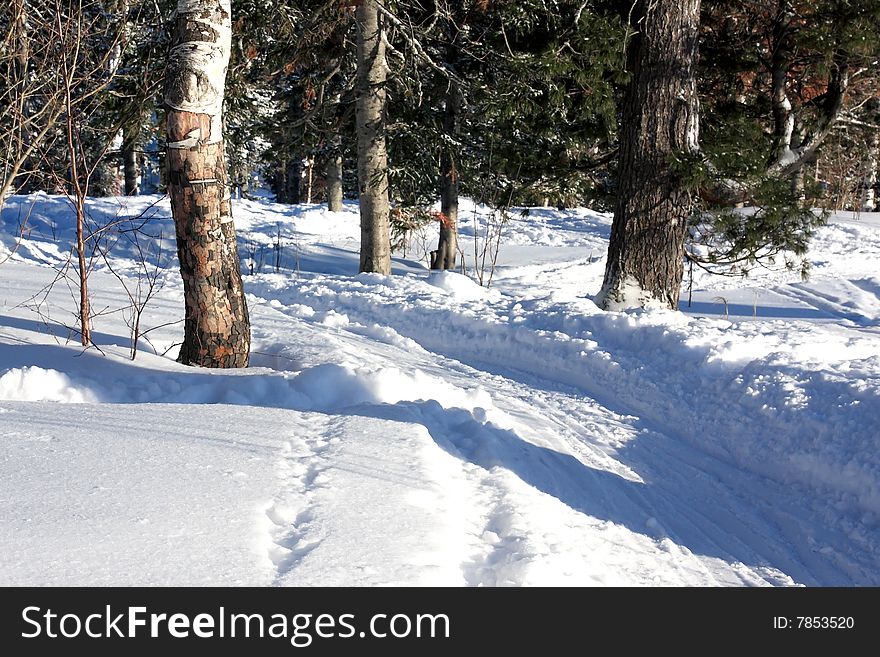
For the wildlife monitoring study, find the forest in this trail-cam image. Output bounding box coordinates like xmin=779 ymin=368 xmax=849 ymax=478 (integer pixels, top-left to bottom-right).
xmin=1 ymin=1 xmax=880 ymax=592
xmin=2 ymin=0 xmax=878 ymax=363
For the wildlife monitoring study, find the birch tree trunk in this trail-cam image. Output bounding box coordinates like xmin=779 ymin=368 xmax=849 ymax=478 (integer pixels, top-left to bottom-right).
xmin=355 ymin=0 xmax=391 ymax=274
xmin=165 ymin=0 xmax=250 ymax=367
xmin=864 ymin=129 xmax=878 ymax=212
xmin=769 ymin=2 xmax=794 ymax=167
xmin=595 ymin=0 xmax=701 ymax=311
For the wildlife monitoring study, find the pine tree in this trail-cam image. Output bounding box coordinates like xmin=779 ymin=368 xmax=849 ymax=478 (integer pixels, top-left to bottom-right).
xmin=691 ymin=0 xmax=880 ymax=276
xmin=381 ymin=1 xmax=625 ymax=273
xmin=595 ymin=0 xmax=701 ymax=310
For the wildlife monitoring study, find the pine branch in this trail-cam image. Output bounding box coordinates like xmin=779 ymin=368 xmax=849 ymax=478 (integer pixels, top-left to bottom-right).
xmin=374 ymin=2 xmax=463 ymax=86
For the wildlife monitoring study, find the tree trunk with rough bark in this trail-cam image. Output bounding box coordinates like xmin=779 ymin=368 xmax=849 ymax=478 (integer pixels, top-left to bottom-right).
xmin=165 ymin=0 xmax=250 ymax=367
xmin=431 ymin=82 xmax=460 ymax=271
xmin=355 ymin=0 xmax=391 ymax=274
xmin=596 ymin=0 xmax=700 ymax=311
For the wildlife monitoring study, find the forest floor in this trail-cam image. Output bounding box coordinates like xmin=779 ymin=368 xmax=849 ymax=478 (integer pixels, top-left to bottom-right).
xmin=1 ymin=193 xmax=878 ymax=586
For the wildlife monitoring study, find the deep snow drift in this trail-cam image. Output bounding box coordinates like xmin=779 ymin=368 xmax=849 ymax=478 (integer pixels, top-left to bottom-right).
xmin=0 ymin=193 xmax=878 ymax=586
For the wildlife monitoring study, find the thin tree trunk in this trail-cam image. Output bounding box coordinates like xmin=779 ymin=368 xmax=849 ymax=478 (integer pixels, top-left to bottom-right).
xmin=286 ymin=94 xmax=304 ymax=204
xmin=596 ymin=0 xmax=701 ymax=311
xmin=324 ymin=69 xmax=345 ymax=213
xmin=432 ymin=82 xmax=460 ymax=270
xmin=305 ymin=155 xmax=314 ymax=203
xmin=861 ymin=97 xmax=880 ymax=212
xmin=355 ymin=0 xmax=391 ymax=274
xmin=769 ymin=2 xmax=794 ymax=167
xmin=275 ymin=156 xmax=288 ymax=203
xmin=7 ymin=0 xmax=29 ymax=194
xmin=122 ymin=123 xmax=139 ymax=195
xmin=864 ymin=128 xmax=878 ymax=212
xmin=286 ymin=155 xmax=302 ymax=203
xmin=67 ymin=107 xmax=91 ymax=347
xmin=790 ymin=126 xmax=806 ymax=201
xmin=59 ymin=6 xmax=91 ymax=347
xmin=165 ymin=0 xmax=250 ymax=367
xmin=326 ymin=143 xmax=344 ymax=212
xmin=274 ymin=157 xmax=299 ymax=203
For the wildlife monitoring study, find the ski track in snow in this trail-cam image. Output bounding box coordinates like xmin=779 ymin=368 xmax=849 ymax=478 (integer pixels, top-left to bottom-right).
xmin=243 ymin=297 xmax=860 ymax=586
xmin=239 ymin=255 xmax=879 ymax=585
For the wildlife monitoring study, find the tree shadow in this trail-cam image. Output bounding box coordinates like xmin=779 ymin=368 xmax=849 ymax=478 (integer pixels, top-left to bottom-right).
xmin=342 ymin=398 xmax=879 ymax=586
xmin=680 ymin=301 xmax=836 ymax=320
xmin=0 ymin=313 xmax=131 ymax=348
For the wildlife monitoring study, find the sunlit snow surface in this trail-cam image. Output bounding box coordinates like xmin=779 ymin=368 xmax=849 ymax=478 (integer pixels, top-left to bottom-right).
xmin=0 ymin=193 xmax=878 ymax=586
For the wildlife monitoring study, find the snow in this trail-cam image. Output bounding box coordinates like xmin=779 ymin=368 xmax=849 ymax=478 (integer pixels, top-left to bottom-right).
xmin=1 ymin=193 xmax=879 ymax=586
xmin=595 ymin=273 xmax=668 ymax=311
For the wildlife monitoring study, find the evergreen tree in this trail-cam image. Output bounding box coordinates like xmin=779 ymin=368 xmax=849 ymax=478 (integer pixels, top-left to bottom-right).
xmin=691 ymin=0 xmax=880 ymax=277
xmin=381 ymin=1 xmax=625 ymax=273
xmin=595 ymin=0 xmax=701 ymax=310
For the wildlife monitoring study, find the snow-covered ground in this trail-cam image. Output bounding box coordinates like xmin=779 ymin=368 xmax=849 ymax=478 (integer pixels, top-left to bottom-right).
xmin=1 ymin=192 xmax=878 ymax=586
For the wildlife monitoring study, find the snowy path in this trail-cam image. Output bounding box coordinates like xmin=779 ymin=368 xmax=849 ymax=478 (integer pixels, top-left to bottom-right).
xmin=242 ymin=285 xmax=878 ymax=585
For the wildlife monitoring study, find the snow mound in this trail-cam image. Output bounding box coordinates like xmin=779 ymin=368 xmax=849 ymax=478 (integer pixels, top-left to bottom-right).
xmin=292 ymin=363 xmax=495 ymax=416
xmin=0 ymin=366 xmax=95 ymax=403
xmin=427 ymin=271 xmax=500 ymax=302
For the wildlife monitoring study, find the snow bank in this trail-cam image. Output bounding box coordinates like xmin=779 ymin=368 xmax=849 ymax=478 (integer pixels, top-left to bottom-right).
xmin=0 ymin=366 xmax=95 ymax=403
xmin=427 ymin=271 xmax=501 ymax=302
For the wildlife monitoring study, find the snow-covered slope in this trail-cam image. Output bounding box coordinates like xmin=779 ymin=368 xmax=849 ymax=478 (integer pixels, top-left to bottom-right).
xmin=1 ymin=193 xmax=878 ymax=586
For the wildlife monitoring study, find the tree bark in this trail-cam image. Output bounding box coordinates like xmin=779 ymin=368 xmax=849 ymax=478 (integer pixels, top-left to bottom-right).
xmin=790 ymin=126 xmax=806 ymax=201
xmin=326 ymin=142 xmax=344 ymax=212
xmin=355 ymin=0 xmax=391 ymax=274
xmin=122 ymin=123 xmax=139 ymax=195
xmin=165 ymin=0 xmax=250 ymax=367
xmin=769 ymin=2 xmax=794 ymax=168
xmin=596 ymin=0 xmax=700 ymax=311
xmin=431 ymin=82 xmax=460 ymax=271
xmin=864 ymin=128 xmax=879 ymax=212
